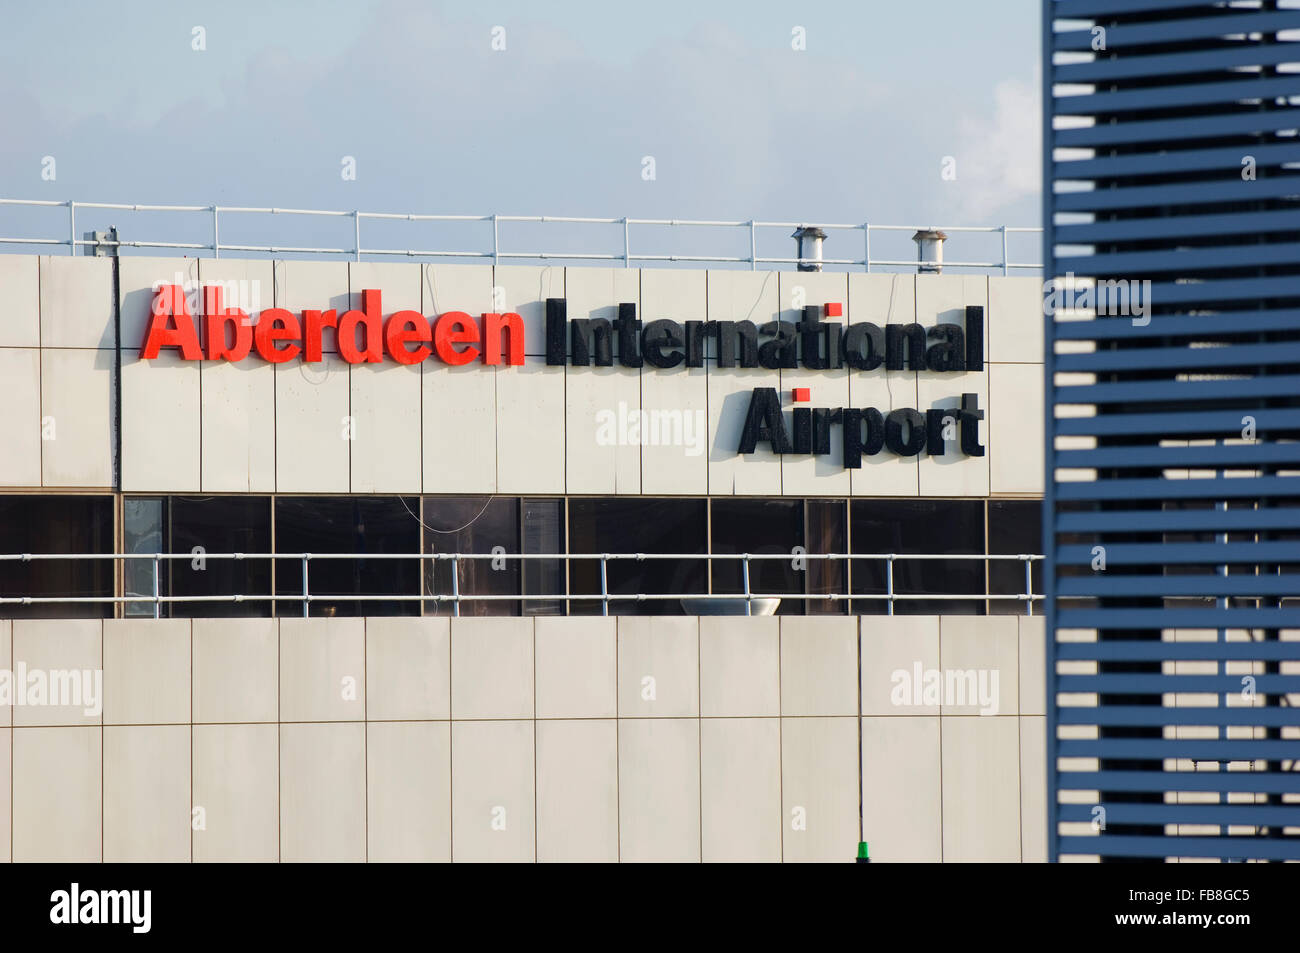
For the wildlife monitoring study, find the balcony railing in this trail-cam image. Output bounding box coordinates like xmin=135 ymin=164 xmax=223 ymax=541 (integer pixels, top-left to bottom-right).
xmin=0 ymin=551 xmax=1045 ymax=618
xmin=0 ymin=198 xmax=1043 ymax=274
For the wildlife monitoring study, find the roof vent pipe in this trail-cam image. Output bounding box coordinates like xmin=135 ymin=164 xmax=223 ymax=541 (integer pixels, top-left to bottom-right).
xmin=792 ymin=225 xmax=826 ymax=272
xmin=911 ymin=228 xmax=946 ymax=274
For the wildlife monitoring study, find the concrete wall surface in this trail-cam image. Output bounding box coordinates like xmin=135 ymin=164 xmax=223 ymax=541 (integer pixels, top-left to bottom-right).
xmin=0 ymin=614 xmax=1046 ymax=862
xmin=0 ymin=255 xmax=1044 ymax=497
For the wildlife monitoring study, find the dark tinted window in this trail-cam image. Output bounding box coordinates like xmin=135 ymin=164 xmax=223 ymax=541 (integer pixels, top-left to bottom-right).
xmin=805 ymin=499 xmax=848 ymax=615
xmin=711 ymin=499 xmax=804 ymax=615
xmin=169 ymin=497 xmax=272 ymax=617
xmin=124 ymin=497 xmax=166 ymax=617
xmin=568 ymin=499 xmax=707 ymax=614
xmin=275 ymin=497 xmax=420 ymax=617
xmin=988 ymin=500 xmax=1043 ymax=616
xmin=521 ymin=499 xmax=565 ymax=616
xmin=851 ymin=499 xmax=984 ymax=614
xmin=424 ymin=497 xmax=520 ymax=617
xmin=0 ymin=496 xmax=114 ymax=619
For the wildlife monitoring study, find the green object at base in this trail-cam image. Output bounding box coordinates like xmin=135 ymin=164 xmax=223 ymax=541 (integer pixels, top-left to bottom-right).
xmin=856 ymin=841 xmax=870 ymax=861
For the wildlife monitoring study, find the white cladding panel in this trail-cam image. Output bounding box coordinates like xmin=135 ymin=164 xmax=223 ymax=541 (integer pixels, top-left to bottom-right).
xmin=0 ymin=254 xmax=39 ymax=348
xmin=275 ymin=357 xmax=351 ymax=493
xmin=0 ymin=615 xmax=1048 ymax=863
xmin=200 ymin=360 xmax=276 ymax=493
xmin=989 ymin=361 xmax=1045 ymax=495
xmin=40 ymin=256 xmax=114 ymax=349
xmin=120 ymin=351 xmax=201 ymax=492
xmin=0 ymin=347 xmax=41 ymax=486
xmin=496 ymin=361 xmax=565 ymax=494
xmin=350 ymin=362 xmax=422 ymax=493
xmin=988 ymin=275 xmax=1044 ymax=365
xmin=40 ymin=347 xmax=114 ymax=487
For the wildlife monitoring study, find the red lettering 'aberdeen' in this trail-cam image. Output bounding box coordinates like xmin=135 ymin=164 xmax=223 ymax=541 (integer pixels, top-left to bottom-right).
xmin=139 ymin=286 xmax=525 ymax=367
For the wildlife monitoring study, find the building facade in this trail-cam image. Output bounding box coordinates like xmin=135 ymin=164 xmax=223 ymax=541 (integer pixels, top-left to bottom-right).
xmin=0 ymin=250 xmax=1048 ymax=861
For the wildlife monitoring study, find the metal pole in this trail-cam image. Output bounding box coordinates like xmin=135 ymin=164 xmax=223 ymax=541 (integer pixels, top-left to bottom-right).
xmin=1025 ymin=556 xmax=1034 ymax=617
xmin=742 ymin=554 xmax=752 ymax=617
xmin=354 ymin=211 xmax=361 ymax=262
xmin=68 ymin=201 xmax=75 ymax=256
xmin=301 ymin=554 xmax=310 ymax=618
xmin=886 ymin=556 xmax=895 ymax=616
xmin=152 ymin=554 xmax=161 ymax=619
xmin=600 ymin=556 xmax=609 ymax=616
xmin=864 ymin=223 xmax=870 ymax=273
xmin=492 ymin=214 xmax=499 ymax=267
xmin=451 ymin=555 xmax=461 ymax=617
xmin=212 ymin=206 xmax=220 ymax=258
xmin=623 ymin=218 xmax=630 ymax=268
xmin=1001 ymin=225 xmax=1009 ymax=277
xmin=750 ymin=221 xmax=757 ymax=271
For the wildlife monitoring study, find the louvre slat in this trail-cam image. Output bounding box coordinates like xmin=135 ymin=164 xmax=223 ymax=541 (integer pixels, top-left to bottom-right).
xmin=1054 ymin=41 xmax=1300 ymax=84
xmin=1053 ymin=176 xmax=1300 ymax=212
xmin=1057 ymin=608 xmax=1300 ymax=628
xmin=1056 ymin=836 xmax=1299 ymax=860
xmin=1054 ymin=209 xmax=1300 ymax=244
xmin=1052 ymin=0 xmax=1225 ymax=19
xmin=1054 ymin=541 xmax=1300 ymax=566
xmin=1060 ymin=739 xmax=1299 ymax=759
xmin=1055 ymin=342 xmax=1300 ymax=373
xmin=1057 ymin=574 xmax=1300 ymax=597
xmin=1054 ymin=444 xmax=1300 ymax=470
xmin=1052 ymin=309 xmax=1300 ymax=341
xmin=1057 ymin=705 xmax=1299 ymax=724
xmin=1054 ymin=412 xmax=1300 ymax=439
xmin=1053 ymin=12 xmax=1300 ymax=52
xmin=1053 ymin=108 xmax=1300 ymax=148
xmin=1055 ymin=374 xmax=1300 ymax=405
xmin=1056 ymin=241 xmax=1300 ymax=276
xmin=1055 ymin=509 xmax=1300 ymax=533
xmin=1058 ymin=804 xmax=1300 ymax=825
xmin=1055 ymin=76 xmax=1300 ymax=115
xmin=1058 ymin=771 xmax=1300 ymax=795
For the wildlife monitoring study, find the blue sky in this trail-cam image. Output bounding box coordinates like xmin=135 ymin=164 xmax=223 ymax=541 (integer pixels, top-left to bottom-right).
xmin=0 ymin=0 xmax=1041 ymax=259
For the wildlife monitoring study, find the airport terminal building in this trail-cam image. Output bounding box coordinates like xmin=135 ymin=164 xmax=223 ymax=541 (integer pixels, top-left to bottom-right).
xmin=0 ymin=235 xmax=1048 ymax=862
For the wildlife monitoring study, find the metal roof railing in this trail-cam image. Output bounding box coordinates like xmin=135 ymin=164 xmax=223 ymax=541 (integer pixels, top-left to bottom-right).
xmin=0 ymin=199 xmax=1044 ymax=275
xmin=0 ymin=551 xmax=1045 ymax=619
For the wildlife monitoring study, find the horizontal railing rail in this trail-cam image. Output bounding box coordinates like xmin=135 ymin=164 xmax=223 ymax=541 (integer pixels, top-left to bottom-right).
xmin=0 ymin=199 xmax=1043 ymax=274
xmin=0 ymin=551 xmax=1045 ymax=618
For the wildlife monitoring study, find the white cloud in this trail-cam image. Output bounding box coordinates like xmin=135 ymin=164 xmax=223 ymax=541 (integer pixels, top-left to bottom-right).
xmin=948 ymin=77 xmax=1042 ymax=220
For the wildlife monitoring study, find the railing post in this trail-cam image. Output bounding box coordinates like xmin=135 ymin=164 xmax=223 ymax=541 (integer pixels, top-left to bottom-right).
xmin=600 ymin=555 xmax=609 ymax=616
xmin=492 ymin=213 xmax=499 ymax=266
xmin=886 ymin=555 xmax=895 ymax=616
xmin=451 ymin=555 xmax=461 ymax=617
xmin=212 ymin=206 xmax=220 ymax=258
xmin=301 ymin=554 xmax=310 ymax=618
xmin=749 ymin=221 xmax=757 ymax=271
xmin=152 ymin=554 xmax=161 ymax=620
xmin=68 ymin=201 xmax=76 ymax=256
xmin=623 ymin=218 xmax=630 ymax=268
xmin=353 ymin=211 xmax=362 ymax=262
xmin=742 ymin=554 xmax=752 ymax=617
xmin=1001 ymin=225 xmax=1009 ymax=276
xmin=863 ymin=223 xmax=870 ymax=273
xmin=1025 ymin=556 xmax=1034 ymax=617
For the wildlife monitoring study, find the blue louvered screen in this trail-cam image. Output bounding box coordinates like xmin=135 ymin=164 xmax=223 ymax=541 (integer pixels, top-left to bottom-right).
xmin=1043 ymin=0 xmax=1300 ymax=861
